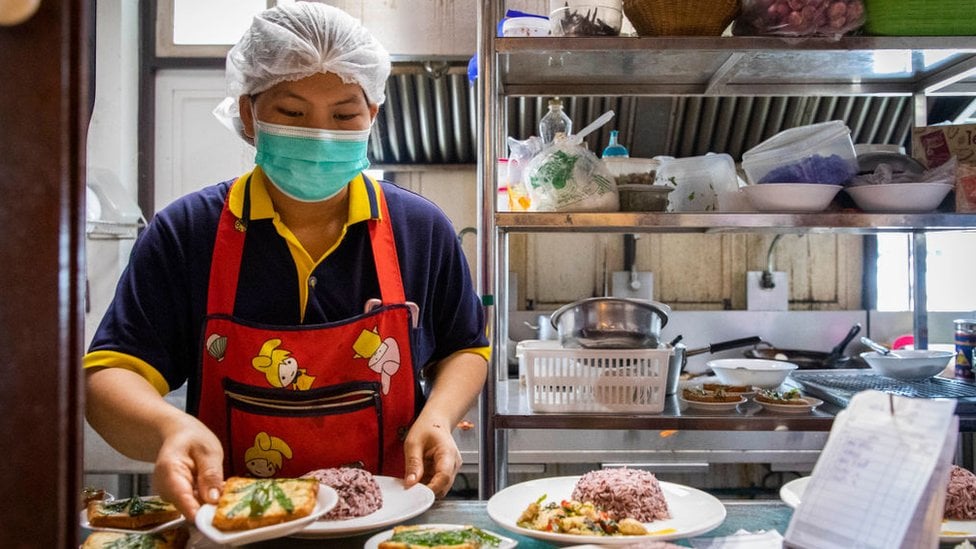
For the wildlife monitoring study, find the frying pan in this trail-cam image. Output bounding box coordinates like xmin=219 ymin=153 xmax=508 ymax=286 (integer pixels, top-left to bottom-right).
xmin=743 ymin=323 xmax=866 ymax=369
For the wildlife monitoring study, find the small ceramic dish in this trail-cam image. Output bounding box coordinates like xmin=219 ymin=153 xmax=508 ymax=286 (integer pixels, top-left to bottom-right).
xmin=741 ymin=183 xmax=842 ymax=212
xmin=679 ymin=394 xmax=748 ymax=411
xmin=756 ymin=396 xmax=823 ymax=414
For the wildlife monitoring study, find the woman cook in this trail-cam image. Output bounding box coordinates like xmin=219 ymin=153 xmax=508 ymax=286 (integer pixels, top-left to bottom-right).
xmin=83 ymin=3 xmax=489 ymax=520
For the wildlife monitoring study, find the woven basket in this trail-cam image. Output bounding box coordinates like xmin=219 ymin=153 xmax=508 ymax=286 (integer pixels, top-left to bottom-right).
xmin=623 ymin=0 xmax=741 ymax=36
xmin=864 ymin=0 xmax=976 ymax=35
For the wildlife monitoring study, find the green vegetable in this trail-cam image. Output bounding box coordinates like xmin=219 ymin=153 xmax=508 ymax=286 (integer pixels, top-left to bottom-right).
xmin=225 ymin=479 xmax=295 ymax=518
xmin=389 ymin=526 xmax=501 ymax=547
xmin=100 ymin=532 xmax=168 ymax=549
xmin=99 ymin=496 xmax=169 ymax=517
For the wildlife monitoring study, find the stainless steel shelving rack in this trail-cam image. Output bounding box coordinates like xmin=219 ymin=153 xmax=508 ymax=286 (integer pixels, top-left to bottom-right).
xmin=476 ymin=0 xmax=976 ymax=497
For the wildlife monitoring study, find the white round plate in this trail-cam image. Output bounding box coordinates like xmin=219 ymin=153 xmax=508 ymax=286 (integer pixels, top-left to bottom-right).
xmin=778 ymin=476 xmax=808 ymax=509
xmin=291 ymin=476 xmax=435 ymax=539
xmin=486 ymin=475 xmax=726 ymax=544
xmin=679 ymin=394 xmax=747 ymax=412
xmin=779 ymin=476 xmax=976 ymax=543
xmin=364 ymin=523 xmax=517 ymax=549
xmin=194 ymin=484 xmax=338 ymax=546
xmin=79 ymin=496 xmax=185 ymax=534
xmin=756 ymin=396 xmax=823 ymax=414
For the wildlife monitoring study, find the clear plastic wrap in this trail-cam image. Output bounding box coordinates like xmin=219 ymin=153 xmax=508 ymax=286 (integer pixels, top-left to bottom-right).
xmin=733 ymin=0 xmax=865 ymax=38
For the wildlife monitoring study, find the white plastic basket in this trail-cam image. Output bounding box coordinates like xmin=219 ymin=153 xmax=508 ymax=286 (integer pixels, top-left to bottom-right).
xmin=522 ymin=347 xmax=671 ymax=413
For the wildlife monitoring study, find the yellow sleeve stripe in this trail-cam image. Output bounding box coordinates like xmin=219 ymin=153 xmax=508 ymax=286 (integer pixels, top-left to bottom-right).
xmin=82 ymin=350 xmax=171 ymax=396
xmin=453 ymin=346 xmax=492 ymax=362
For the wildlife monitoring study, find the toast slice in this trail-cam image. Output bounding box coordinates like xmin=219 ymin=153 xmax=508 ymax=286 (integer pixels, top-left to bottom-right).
xmin=212 ymin=476 xmax=319 ymax=531
xmin=86 ymin=495 xmax=181 ymax=530
xmin=377 ymin=525 xmax=501 ymax=549
xmin=81 ymin=525 xmax=189 ymax=548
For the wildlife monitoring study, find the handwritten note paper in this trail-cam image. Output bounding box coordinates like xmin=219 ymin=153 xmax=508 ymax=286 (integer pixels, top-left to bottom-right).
xmin=785 ymin=390 xmax=958 ymax=549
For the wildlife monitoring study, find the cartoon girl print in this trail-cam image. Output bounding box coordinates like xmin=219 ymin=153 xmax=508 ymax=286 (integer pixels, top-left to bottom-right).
xmin=353 ymin=327 xmax=401 ymax=394
xmin=252 ymin=338 xmax=316 ymax=390
xmin=244 ymin=432 xmax=293 ymax=478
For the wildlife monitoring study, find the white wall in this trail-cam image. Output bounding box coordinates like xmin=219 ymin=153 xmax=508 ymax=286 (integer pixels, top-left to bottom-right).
xmin=85 ymin=0 xmax=140 ymax=344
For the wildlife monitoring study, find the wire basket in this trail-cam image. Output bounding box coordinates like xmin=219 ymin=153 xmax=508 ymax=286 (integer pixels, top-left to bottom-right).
xmin=863 ymin=0 xmax=976 ymax=35
xmin=522 ymin=347 xmax=671 ymax=413
xmin=622 ymin=0 xmax=741 ymax=36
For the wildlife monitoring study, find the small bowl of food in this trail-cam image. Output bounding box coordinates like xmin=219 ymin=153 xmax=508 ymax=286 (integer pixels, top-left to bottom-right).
xmin=706 ymin=358 xmax=798 ymax=389
xmin=741 ymin=183 xmax=843 ymax=212
xmin=860 ymin=349 xmax=954 ymax=381
xmin=844 ymin=182 xmax=954 ymax=213
xmin=755 ymin=388 xmax=823 ymax=414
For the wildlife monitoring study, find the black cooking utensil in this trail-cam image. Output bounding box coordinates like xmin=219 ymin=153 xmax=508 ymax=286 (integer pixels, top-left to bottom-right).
xmin=825 ymin=323 xmax=861 ymax=366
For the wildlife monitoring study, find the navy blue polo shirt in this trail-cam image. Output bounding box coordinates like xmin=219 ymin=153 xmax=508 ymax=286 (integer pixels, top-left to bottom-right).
xmin=84 ymin=170 xmax=489 ymax=397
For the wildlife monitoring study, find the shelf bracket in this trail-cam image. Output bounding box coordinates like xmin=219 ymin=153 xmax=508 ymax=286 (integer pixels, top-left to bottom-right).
xmin=706 ymin=52 xmax=746 ymax=96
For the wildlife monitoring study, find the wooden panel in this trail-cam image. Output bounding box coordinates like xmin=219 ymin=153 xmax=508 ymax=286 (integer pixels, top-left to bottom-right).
xmin=0 ymin=0 xmax=87 ymax=545
xmin=507 ymin=232 xmax=863 ymax=311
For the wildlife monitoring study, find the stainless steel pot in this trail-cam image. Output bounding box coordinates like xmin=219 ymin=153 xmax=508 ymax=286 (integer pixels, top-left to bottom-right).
xmin=550 ymin=297 xmax=671 ymax=349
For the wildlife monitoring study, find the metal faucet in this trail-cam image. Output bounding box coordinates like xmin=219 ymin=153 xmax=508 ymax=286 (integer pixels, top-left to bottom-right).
xmin=457 ymin=226 xmax=477 ymax=246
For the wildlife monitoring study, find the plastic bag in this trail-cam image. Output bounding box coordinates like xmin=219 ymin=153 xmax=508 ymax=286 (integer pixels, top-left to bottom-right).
xmin=524 ymin=139 xmax=619 ymax=212
xmin=850 ymin=157 xmax=957 ymax=186
xmin=506 ymin=136 xmax=545 ymax=211
xmin=733 ymin=0 xmax=865 ymax=39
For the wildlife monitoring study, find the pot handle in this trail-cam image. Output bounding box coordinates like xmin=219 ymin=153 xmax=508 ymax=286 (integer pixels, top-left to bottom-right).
xmin=707 ymin=336 xmax=764 ymax=353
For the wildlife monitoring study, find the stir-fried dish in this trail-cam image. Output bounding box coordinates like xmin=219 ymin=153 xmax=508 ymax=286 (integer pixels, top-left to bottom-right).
xmin=517 ymin=495 xmax=649 ymax=536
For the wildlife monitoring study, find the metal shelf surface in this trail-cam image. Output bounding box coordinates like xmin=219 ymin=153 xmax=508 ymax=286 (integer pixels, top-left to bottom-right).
xmin=495 ymin=211 xmax=976 ymax=234
xmin=496 ymin=36 xmax=976 ymax=97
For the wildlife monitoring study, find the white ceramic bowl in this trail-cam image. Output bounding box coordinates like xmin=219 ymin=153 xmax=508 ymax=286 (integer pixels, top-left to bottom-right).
xmin=741 ymin=183 xmax=842 ymax=212
xmin=860 ymin=350 xmax=954 ymax=381
xmin=706 ymin=359 xmax=799 ymax=389
xmin=844 ymin=183 xmax=953 ymax=213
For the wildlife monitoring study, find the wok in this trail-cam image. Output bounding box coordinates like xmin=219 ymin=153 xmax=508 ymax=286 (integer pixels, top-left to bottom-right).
xmin=743 ymin=323 xmax=866 ymax=370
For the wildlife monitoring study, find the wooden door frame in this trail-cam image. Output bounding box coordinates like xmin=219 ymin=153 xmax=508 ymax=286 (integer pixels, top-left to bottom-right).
xmin=0 ymin=0 xmax=88 ymax=545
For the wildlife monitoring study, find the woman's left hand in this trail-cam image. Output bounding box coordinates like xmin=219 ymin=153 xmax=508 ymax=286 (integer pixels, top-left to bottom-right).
xmin=402 ymin=420 xmax=461 ymax=498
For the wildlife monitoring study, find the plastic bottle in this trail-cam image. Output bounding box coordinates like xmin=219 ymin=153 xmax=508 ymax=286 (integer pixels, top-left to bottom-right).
xmin=602 ymin=129 xmax=629 ymax=158
xmin=538 ymin=98 xmax=573 ymax=144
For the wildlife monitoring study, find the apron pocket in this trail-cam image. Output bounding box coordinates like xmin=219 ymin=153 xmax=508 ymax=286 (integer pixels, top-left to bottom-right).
xmin=222 ymin=378 xmax=384 ymax=476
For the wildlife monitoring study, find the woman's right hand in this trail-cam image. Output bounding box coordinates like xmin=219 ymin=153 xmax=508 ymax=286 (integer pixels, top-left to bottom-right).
xmin=152 ymin=415 xmax=225 ymax=521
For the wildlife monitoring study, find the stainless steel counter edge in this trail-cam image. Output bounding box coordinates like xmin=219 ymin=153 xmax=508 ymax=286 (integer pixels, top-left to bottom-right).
xmin=493 ymin=380 xmax=976 ymax=431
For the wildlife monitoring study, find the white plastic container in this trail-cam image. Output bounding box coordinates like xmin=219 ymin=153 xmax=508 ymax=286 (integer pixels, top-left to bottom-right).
xmin=502 ymin=16 xmax=551 ymax=37
xmin=522 ymin=346 xmax=671 ymax=413
xmin=741 ymin=120 xmax=858 ymax=185
xmin=656 ymin=153 xmax=738 ymax=212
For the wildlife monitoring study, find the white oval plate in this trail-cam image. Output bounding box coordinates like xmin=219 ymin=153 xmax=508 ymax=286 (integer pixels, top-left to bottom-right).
xmin=756 ymin=396 xmax=823 ymax=414
xmin=364 ymin=523 xmax=517 ymax=549
xmin=679 ymin=394 xmax=747 ymax=412
xmin=195 ymin=484 xmax=338 ymax=546
xmin=780 ymin=476 xmax=976 ymax=542
xmin=486 ymin=475 xmax=726 ymax=545
xmin=291 ymin=476 xmax=434 ymax=538
xmin=79 ymin=496 xmax=185 ymax=534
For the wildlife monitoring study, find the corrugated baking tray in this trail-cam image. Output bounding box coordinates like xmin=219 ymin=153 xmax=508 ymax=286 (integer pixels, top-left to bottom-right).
xmin=791 ymin=369 xmax=976 ymax=412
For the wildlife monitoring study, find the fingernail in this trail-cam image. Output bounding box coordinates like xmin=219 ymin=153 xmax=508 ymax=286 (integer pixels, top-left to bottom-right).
xmin=406 ymin=473 xmax=416 ymax=483
xmin=209 ymin=488 xmax=220 ymax=501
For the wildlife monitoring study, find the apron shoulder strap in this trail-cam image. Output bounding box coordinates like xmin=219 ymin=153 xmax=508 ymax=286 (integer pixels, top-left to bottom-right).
xmin=366 ymin=179 xmax=407 ymax=305
xmin=206 ymin=177 xmax=249 ymax=316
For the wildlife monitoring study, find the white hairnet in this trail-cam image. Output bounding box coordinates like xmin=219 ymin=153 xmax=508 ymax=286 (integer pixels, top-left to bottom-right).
xmin=213 ymin=2 xmax=390 ymax=141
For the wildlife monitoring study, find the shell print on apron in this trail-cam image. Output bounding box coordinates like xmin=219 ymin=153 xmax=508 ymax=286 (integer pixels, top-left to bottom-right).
xmin=194 ymin=176 xmax=416 ymax=478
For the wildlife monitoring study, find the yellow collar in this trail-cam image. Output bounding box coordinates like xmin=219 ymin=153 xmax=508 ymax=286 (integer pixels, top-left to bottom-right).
xmin=227 ymin=167 xmax=382 ymax=224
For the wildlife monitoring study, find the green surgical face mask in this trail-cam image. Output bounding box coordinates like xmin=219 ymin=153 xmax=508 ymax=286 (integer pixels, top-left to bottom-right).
xmin=254 ymin=120 xmax=371 ymax=202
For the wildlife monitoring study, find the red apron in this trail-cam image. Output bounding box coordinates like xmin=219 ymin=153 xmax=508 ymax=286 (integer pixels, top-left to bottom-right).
xmin=195 ymin=176 xmax=416 ymax=478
